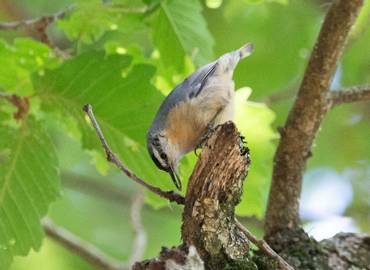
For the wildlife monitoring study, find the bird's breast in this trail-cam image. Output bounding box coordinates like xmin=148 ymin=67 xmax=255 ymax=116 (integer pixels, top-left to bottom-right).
xmin=164 ymin=79 xmax=234 ymax=155
xmin=164 ymin=101 xmax=209 ymax=155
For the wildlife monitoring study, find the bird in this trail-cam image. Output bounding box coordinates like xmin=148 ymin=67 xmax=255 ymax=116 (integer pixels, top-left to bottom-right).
xmin=147 ymin=43 xmax=254 ymax=190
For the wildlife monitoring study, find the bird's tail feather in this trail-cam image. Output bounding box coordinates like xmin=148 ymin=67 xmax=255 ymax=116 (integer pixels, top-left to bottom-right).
xmin=237 ymin=43 xmax=254 ymax=59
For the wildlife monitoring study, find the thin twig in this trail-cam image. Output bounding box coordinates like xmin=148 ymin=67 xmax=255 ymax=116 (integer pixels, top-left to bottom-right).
xmin=42 ymin=218 xmax=128 ymax=270
xmin=0 ymin=5 xmax=74 ymax=46
xmin=82 ymin=104 xmax=185 ymax=205
xmin=265 ymin=0 xmax=364 ymax=236
xmin=61 ymin=171 xmax=132 ymax=204
xmin=109 ymin=2 xmax=160 ymax=15
xmin=235 ymin=220 xmax=294 ymax=270
xmin=328 ymin=85 xmax=370 ymax=107
xmin=0 ymin=92 xmax=12 ymax=98
xmin=0 ymin=5 xmax=73 ymax=30
xmin=128 ymin=191 xmax=147 ymax=266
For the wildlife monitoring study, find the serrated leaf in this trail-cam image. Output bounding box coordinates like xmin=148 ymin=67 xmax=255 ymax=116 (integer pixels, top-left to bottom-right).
xmin=152 ymin=0 xmax=214 ymax=71
xmin=33 ymin=51 xmax=179 ymax=208
xmin=0 ymin=117 xmax=60 ymax=269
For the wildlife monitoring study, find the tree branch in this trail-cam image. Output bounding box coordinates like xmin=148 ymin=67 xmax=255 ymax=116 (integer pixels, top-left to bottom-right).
xmin=235 ymin=220 xmax=294 ymax=270
xmin=328 ymin=85 xmax=370 ymax=107
xmin=265 ymin=0 xmax=364 ymax=237
xmin=0 ymin=91 xmax=12 ymax=98
xmin=0 ymin=5 xmax=74 ymax=46
xmin=82 ymin=104 xmax=185 ymax=205
xmin=128 ymin=191 xmax=147 ymax=265
xmin=42 ymin=219 xmax=127 ymax=270
xmin=0 ymin=6 xmax=72 ymax=30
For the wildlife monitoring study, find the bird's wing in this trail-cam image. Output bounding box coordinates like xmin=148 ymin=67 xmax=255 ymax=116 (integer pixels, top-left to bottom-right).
xmin=149 ymin=61 xmax=217 ymax=133
xmin=186 ymin=62 xmax=217 ymax=98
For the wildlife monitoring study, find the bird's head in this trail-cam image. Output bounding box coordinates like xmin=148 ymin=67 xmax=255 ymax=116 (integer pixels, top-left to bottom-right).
xmin=147 ymin=133 xmax=182 ymax=190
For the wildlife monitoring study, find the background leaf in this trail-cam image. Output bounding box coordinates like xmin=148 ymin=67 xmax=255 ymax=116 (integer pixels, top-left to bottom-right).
xmin=152 ymin=0 xmax=214 ymax=71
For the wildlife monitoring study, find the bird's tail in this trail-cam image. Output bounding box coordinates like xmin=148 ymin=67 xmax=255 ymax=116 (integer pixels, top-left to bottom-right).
xmin=237 ymin=43 xmax=254 ymax=59
xmin=217 ymin=42 xmax=254 ymax=73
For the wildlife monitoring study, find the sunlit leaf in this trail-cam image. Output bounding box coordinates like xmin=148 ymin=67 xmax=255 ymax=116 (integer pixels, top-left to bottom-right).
xmin=0 ymin=117 xmax=60 ymax=269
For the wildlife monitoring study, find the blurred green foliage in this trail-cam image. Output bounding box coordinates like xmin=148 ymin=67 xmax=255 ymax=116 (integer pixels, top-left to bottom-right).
xmin=0 ymin=0 xmax=369 ymax=269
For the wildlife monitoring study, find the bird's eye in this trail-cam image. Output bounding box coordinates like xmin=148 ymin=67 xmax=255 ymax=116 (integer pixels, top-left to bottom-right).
xmin=160 ymin=153 xmax=167 ymax=160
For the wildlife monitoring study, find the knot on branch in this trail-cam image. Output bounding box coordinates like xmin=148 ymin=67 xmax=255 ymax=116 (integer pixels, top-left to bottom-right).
xmin=182 ymin=122 xmax=252 ymax=269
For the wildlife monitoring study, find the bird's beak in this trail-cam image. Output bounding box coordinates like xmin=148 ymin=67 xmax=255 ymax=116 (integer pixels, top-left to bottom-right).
xmin=169 ymin=166 xmax=182 ymax=191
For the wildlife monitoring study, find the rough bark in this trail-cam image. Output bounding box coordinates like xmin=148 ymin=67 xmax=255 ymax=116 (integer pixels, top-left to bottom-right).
xmin=264 ymin=229 xmax=370 ymax=270
xmin=182 ymin=122 xmax=252 ymax=270
xmin=322 ymin=232 xmax=370 ymax=269
xmin=133 ymin=245 xmax=205 ymax=270
xmin=328 ymin=85 xmax=370 ymax=107
xmin=265 ymin=0 xmax=364 ymax=237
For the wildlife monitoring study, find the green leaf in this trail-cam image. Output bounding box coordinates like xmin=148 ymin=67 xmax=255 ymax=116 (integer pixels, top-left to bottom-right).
xmin=0 ymin=38 xmax=59 ymax=96
xmin=0 ymin=117 xmax=60 ymax=269
xmin=57 ymin=0 xmax=144 ymax=45
xmin=234 ymin=88 xmax=277 ymax=217
xmin=152 ymin=0 xmax=214 ymax=71
xmin=33 ymin=51 xmax=178 ymax=207
xmin=57 ymin=1 xmax=113 ymax=44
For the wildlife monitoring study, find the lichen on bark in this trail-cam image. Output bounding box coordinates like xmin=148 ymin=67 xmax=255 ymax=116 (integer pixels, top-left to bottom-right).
xmin=181 ymin=122 xmax=255 ymax=270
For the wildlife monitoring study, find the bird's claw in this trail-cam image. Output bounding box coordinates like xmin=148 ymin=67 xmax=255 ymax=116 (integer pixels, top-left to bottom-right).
xmin=238 ymin=133 xmax=250 ymax=158
xmin=194 ymin=124 xmax=215 ymax=157
xmin=239 ymin=135 xmax=246 ymax=144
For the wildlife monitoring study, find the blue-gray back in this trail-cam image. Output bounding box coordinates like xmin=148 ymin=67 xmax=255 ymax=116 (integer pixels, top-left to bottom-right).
xmin=148 ymin=60 xmax=217 ymax=135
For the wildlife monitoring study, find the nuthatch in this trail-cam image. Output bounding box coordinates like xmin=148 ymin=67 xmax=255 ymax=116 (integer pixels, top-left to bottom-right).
xmin=147 ymin=43 xmax=254 ymax=190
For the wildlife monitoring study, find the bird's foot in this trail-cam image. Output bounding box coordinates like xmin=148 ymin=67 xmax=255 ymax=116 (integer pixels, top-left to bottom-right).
xmin=194 ymin=124 xmax=215 ymax=156
xmin=238 ymin=133 xmax=250 ymax=160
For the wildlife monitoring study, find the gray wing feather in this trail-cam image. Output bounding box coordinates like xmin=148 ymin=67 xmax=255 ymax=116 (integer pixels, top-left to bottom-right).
xmin=149 ymin=61 xmax=217 ymax=133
